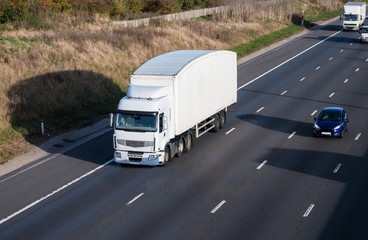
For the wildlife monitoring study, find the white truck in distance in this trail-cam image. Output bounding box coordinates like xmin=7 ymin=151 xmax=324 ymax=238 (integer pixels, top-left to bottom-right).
xmin=343 ymin=2 xmax=366 ymax=31
xmin=111 ymin=50 xmax=237 ymax=166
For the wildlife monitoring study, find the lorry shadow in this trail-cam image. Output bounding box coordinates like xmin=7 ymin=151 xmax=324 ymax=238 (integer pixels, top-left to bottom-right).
xmin=6 ymin=70 xmax=123 ymax=165
xmin=238 ymin=114 xmax=313 ymax=137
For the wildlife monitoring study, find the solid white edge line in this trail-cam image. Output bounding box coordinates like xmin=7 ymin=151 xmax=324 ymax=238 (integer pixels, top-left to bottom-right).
xmin=256 ymin=160 xmax=268 ymax=170
xmin=355 ymin=133 xmax=361 ymax=140
xmin=329 ymin=92 xmax=335 ymax=98
xmin=288 ymin=131 xmax=296 ymax=139
xmin=211 ymin=200 xmax=226 ymax=214
xmin=333 ymin=163 xmax=342 ymax=174
xmin=303 ymin=204 xmax=315 ymax=217
xmin=237 ymin=30 xmax=342 ymax=91
xmin=311 ymin=110 xmax=318 ymax=116
xmin=127 ymin=193 xmax=144 ymax=206
xmin=0 ymin=159 xmax=114 ymax=225
xmin=256 ymin=107 xmax=264 ymax=113
xmin=0 ymin=155 xmax=57 ymax=184
xmin=225 ymin=128 xmax=235 ymax=135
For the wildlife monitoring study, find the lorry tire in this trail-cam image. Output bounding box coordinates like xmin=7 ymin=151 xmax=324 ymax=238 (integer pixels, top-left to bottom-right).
xmin=219 ymin=111 xmax=226 ymax=129
xmin=184 ymin=132 xmax=192 ymax=153
xmin=212 ymin=114 xmax=220 ymax=132
xmin=161 ymin=146 xmax=171 ymax=166
xmin=176 ymin=138 xmax=184 ymax=157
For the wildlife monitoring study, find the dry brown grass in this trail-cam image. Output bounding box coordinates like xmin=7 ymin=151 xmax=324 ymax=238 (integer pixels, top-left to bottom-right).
xmin=0 ymin=0 xmax=343 ymax=163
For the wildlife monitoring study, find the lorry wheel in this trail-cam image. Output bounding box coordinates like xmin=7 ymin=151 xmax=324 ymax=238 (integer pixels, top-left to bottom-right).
xmin=161 ymin=147 xmax=171 ymax=166
xmin=212 ymin=114 xmax=220 ymax=132
xmin=176 ymin=138 xmax=184 ymax=157
xmin=219 ymin=111 xmax=226 ymax=129
xmin=184 ymin=133 xmax=192 ymax=153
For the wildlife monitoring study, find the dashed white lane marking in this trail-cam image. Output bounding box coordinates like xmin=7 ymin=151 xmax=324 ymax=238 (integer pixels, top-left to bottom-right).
xmin=127 ymin=193 xmax=144 ymax=206
xmin=0 ymin=159 xmax=114 ymax=225
xmin=281 ymin=90 xmax=287 ymax=96
xmin=256 ymin=160 xmax=268 ymax=170
xmin=344 ymin=79 xmax=349 ymax=84
xmin=237 ymin=30 xmax=342 ymax=90
xmin=366 ymin=58 xmax=368 ymax=62
xmin=340 ymin=49 xmax=344 ymax=52
xmin=311 ymin=110 xmax=318 ymax=116
xmin=350 ymin=43 xmax=353 ymax=46
xmin=315 ymin=66 xmax=321 ymax=70
xmin=256 ymin=107 xmax=264 ymax=113
xmin=329 ymin=92 xmax=335 ymax=98
xmin=303 ymin=204 xmax=315 ymax=217
xmin=300 ymin=77 xmax=306 ymax=82
xmin=225 ymin=128 xmax=235 ymax=135
xmin=333 ymin=164 xmax=342 ymax=174
xmin=355 ymin=68 xmax=360 ymax=72
xmin=288 ymin=131 xmax=296 ymax=139
xmin=211 ymin=200 xmax=226 ymax=214
xmin=329 ymin=57 xmax=333 ymax=61
xmin=355 ymin=133 xmax=361 ymax=140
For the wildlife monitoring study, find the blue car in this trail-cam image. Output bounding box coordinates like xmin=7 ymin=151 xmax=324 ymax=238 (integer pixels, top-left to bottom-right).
xmin=313 ymin=107 xmax=348 ymax=138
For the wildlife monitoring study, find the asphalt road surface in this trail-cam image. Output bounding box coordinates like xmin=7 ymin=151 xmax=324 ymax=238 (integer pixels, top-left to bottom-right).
xmin=1 ymin=18 xmax=368 ymax=240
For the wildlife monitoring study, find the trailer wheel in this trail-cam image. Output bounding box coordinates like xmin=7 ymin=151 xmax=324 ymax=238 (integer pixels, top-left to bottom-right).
xmin=184 ymin=132 xmax=192 ymax=153
xmin=176 ymin=138 xmax=184 ymax=157
xmin=161 ymin=146 xmax=171 ymax=166
xmin=219 ymin=111 xmax=226 ymax=129
xmin=212 ymin=114 xmax=220 ymax=132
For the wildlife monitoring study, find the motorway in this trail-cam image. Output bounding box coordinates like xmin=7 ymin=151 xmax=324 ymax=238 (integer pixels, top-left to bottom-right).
xmin=1 ymin=18 xmax=368 ymax=240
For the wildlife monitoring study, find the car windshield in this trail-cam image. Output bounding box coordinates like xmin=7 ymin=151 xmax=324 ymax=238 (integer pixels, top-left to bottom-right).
xmin=318 ymin=111 xmax=341 ymax=122
xmin=115 ymin=112 xmax=157 ymax=132
xmin=344 ymin=14 xmax=358 ymax=21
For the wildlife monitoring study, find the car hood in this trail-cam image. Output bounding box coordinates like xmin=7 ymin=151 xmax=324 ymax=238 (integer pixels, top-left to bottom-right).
xmin=316 ymin=120 xmax=341 ymax=129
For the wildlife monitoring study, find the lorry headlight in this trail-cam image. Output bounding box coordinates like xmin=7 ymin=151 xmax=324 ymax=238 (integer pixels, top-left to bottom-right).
xmin=114 ymin=151 xmax=122 ymax=158
xmin=148 ymin=154 xmax=160 ymax=161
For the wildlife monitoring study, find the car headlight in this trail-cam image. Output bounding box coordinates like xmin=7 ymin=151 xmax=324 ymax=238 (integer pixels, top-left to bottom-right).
xmin=148 ymin=155 xmax=160 ymax=161
xmin=114 ymin=151 xmax=121 ymax=158
xmin=313 ymin=123 xmax=320 ymax=130
xmin=334 ymin=125 xmax=342 ymax=130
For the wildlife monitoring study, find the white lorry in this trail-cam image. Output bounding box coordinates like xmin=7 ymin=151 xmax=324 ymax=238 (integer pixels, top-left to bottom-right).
xmin=343 ymin=2 xmax=366 ymax=31
xmin=111 ymin=50 xmax=237 ymax=166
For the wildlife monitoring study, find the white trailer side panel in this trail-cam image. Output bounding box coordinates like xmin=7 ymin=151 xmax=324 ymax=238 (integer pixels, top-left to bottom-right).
xmin=174 ymin=51 xmax=237 ymax=135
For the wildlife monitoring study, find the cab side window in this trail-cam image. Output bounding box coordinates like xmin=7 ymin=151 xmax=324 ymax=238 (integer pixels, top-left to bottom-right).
xmin=159 ymin=113 xmax=164 ymax=133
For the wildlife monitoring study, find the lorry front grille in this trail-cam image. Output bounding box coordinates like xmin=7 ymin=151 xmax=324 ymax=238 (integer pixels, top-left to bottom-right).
xmin=117 ymin=139 xmax=153 ymax=148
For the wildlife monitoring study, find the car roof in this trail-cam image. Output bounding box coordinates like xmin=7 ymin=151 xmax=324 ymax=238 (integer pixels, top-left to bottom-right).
xmin=321 ymin=107 xmax=343 ymax=112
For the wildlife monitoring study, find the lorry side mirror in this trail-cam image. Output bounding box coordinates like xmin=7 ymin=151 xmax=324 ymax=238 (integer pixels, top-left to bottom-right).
xmin=109 ymin=113 xmax=114 ymax=128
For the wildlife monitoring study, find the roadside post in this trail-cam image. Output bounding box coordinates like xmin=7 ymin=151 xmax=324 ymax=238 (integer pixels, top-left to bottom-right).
xmin=301 ymin=10 xmax=304 ymax=25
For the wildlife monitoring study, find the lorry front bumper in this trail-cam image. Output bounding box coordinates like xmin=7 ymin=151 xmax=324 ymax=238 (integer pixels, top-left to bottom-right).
xmin=343 ymin=25 xmax=359 ymax=31
xmin=361 ymin=37 xmax=368 ymax=43
xmin=114 ymin=150 xmax=164 ymax=166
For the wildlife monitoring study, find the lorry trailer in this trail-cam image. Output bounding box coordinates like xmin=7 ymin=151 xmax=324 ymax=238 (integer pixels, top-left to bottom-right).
xmin=111 ymin=50 xmax=237 ymax=166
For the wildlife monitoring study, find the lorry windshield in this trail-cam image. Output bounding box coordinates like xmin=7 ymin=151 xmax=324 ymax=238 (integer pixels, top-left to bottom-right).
xmin=115 ymin=112 xmax=157 ymax=132
xmin=361 ymin=28 xmax=368 ymax=33
xmin=344 ymin=14 xmax=358 ymax=21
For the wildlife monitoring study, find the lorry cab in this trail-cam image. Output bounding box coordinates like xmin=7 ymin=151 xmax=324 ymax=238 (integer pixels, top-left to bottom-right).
xmin=113 ymin=85 xmax=174 ymax=165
